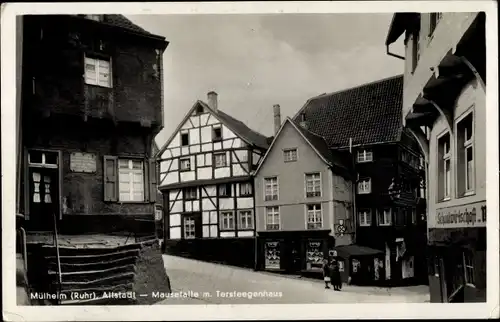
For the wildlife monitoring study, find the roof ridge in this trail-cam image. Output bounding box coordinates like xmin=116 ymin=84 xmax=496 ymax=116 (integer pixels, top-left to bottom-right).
xmin=308 ymin=74 xmax=404 ymax=101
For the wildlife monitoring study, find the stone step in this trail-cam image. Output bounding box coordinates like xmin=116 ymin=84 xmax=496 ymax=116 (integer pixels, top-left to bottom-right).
xmin=47 ymin=255 xmax=138 ymax=273
xmin=44 ymin=248 xmax=140 ymax=265
xmin=58 ymin=272 xmax=136 ymax=291
xmin=41 ymin=243 xmax=141 ymax=256
xmin=48 ymin=264 xmax=136 ymax=283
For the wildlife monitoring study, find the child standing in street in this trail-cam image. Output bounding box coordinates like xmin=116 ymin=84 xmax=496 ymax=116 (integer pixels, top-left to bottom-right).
xmin=322 ymin=259 xmax=331 ymax=289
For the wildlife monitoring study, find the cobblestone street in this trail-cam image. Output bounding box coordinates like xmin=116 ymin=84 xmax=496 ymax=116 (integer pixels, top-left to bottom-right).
xmin=156 ymin=255 xmax=429 ymax=305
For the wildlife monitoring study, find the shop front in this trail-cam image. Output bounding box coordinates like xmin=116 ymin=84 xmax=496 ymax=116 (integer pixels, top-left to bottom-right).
xmin=333 ymin=244 xmax=384 ymax=285
xmin=256 ymin=230 xmax=332 ymax=274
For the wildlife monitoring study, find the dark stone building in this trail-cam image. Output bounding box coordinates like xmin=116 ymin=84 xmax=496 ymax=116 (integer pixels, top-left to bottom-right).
xmin=17 ymin=14 xmax=170 ymax=305
xmin=293 ymin=75 xmax=428 ymax=286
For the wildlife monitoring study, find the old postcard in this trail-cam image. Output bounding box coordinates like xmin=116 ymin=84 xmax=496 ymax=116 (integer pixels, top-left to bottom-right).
xmin=1 ymin=1 xmax=498 ymax=321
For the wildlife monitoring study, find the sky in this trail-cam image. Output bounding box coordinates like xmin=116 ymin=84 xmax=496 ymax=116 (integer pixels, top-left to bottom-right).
xmin=127 ymin=14 xmax=405 ymax=146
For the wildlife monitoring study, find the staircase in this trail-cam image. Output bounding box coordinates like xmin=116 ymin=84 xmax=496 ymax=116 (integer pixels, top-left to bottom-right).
xmin=41 ymin=243 xmax=142 ymax=305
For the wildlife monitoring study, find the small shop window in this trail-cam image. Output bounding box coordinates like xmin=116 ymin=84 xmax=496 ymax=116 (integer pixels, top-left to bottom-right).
xmin=305 ymin=240 xmax=324 ymax=271
xmin=264 ymin=241 xmax=280 ymax=269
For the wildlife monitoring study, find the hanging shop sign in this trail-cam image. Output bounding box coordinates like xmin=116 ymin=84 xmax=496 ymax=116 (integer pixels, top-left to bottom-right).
xmin=306 ymin=240 xmax=323 ymax=271
xmin=434 ymin=201 xmax=486 ymax=228
xmin=265 ymin=241 xmax=280 ymax=269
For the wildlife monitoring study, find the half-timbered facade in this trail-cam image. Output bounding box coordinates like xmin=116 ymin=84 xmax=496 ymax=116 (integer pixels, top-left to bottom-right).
xmin=157 ymin=92 xmax=270 ymax=267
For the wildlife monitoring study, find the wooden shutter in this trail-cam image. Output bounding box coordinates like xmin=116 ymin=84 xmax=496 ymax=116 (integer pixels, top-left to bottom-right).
xmin=149 ymin=158 xmax=157 ymax=203
xmin=103 ymin=156 xmax=118 ymax=201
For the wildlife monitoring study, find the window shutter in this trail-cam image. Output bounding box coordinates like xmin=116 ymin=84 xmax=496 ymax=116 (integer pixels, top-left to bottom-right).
xmin=103 ymin=156 xmax=118 ymax=201
xmin=149 ymin=158 xmax=157 ymax=203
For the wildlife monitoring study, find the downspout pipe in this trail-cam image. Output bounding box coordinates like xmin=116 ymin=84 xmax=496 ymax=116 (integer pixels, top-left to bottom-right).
xmin=386 ymin=45 xmax=405 ymax=60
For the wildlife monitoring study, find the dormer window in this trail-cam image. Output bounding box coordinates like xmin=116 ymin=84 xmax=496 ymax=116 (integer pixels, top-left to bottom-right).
xmin=357 ymin=149 xmax=373 ymax=163
xmin=85 ymin=15 xmax=103 ymax=22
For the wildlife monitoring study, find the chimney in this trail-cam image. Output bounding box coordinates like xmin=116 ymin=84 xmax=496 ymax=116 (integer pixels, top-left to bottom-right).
xmin=299 ymin=112 xmax=309 ymax=129
xmin=273 ymin=104 xmax=281 ymax=134
xmin=207 ymin=91 xmax=218 ymax=112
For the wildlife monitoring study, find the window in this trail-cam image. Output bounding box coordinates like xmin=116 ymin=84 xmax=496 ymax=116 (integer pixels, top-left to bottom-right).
xmin=240 ymin=182 xmax=252 ymax=196
xmin=181 ymin=133 xmax=189 ymax=146
xmin=357 ymin=178 xmax=371 ymax=194
xmin=357 ymin=149 xmax=373 ymax=163
xmin=306 ymin=204 xmax=322 ymax=229
xmin=283 ymin=148 xmax=298 ymax=162
xmin=438 ymin=133 xmax=451 ymax=201
xmin=429 ymin=13 xmax=443 ymax=37
xmin=457 ymin=113 xmax=474 ymax=196
xmin=411 ymin=208 xmax=417 ymax=224
xmin=212 ymin=127 xmax=222 ymax=142
xmin=220 ymin=211 xmax=235 ymax=230
xmin=266 ymin=206 xmax=280 ymax=230
xmin=196 ymin=105 xmax=204 ymax=114
xmin=155 ymin=208 xmax=162 ymax=221
xmin=180 ymin=158 xmax=191 ymax=171
xmin=214 ymin=153 xmax=227 ymax=168
xmin=264 ymin=177 xmax=279 ymax=201
xmin=358 ymin=209 xmax=372 ymax=227
xmin=183 ymin=187 xmax=197 ymax=200
xmin=463 ymin=250 xmax=475 ymax=285
xmin=28 ymin=150 xmax=58 ymax=167
xmin=305 ymin=173 xmax=321 ymax=197
xmin=378 ymin=208 xmax=392 ymax=226
xmin=84 ymin=56 xmax=111 ymax=87
xmin=218 ymin=183 xmax=231 ymax=197
xmin=238 ymin=210 xmax=253 ymax=229
xmin=118 ymin=159 xmax=144 ymax=202
xmin=183 ymin=217 xmax=195 ymax=239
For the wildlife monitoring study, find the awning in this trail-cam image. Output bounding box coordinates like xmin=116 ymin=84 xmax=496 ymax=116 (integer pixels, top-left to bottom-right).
xmin=334 ymin=244 xmax=384 ymax=258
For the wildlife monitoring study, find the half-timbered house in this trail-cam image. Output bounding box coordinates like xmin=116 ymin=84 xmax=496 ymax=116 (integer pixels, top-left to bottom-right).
xmin=157 ymin=91 xmax=271 ymax=268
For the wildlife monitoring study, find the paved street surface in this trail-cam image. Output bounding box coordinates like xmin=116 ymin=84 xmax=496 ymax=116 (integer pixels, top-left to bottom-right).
xmin=156 ymin=255 xmax=429 ymax=305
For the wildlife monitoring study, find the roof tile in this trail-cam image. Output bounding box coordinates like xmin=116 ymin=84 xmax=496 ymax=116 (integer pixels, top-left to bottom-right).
xmin=294 ymin=75 xmax=404 ymax=149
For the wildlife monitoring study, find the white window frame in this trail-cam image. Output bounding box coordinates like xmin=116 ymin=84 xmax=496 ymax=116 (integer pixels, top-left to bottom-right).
xmin=214 ymin=153 xmax=227 ymax=168
xmin=306 ymin=204 xmax=323 ymax=229
xmin=183 ymin=217 xmax=196 ymax=239
xmin=179 ymin=158 xmax=191 ymax=171
xmin=457 ymin=111 xmax=475 ymax=196
xmin=184 ymin=187 xmax=197 ymax=200
xmin=283 ymin=148 xmax=298 ymax=162
xmin=463 ymin=250 xmax=475 ymax=286
xmin=265 ymin=206 xmax=280 ymax=230
xmin=357 ymin=149 xmax=373 ymax=163
xmin=378 ymin=208 xmax=392 ymax=226
xmin=28 ymin=150 xmax=59 ymax=169
xmin=305 ymin=172 xmax=322 ymax=198
xmin=441 ymin=134 xmax=452 ymax=201
xmin=358 ymin=178 xmax=372 ymax=194
xmin=264 ymin=177 xmax=279 ymax=201
xmin=238 ymin=210 xmax=254 ymax=229
xmin=240 ymin=182 xmax=252 ymax=196
xmin=118 ymin=159 xmax=145 ymax=202
xmin=84 ymin=55 xmax=112 ymax=88
xmin=220 ymin=211 xmax=235 ymax=231
xmin=358 ymin=209 xmax=372 ymax=227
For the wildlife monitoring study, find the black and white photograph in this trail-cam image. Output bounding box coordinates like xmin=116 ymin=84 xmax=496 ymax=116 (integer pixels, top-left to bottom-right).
xmin=1 ymin=1 xmax=498 ymax=320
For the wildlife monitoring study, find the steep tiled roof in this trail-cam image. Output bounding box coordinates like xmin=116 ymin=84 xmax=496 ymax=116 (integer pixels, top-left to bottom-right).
xmin=198 ymin=102 xmax=270 ymax=150
xmin=293 ymin=75 xmax=404 ymax=149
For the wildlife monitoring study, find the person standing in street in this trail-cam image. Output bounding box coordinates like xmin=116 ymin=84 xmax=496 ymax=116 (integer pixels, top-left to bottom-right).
xmin=322 ymin=259 xmax=331 ymax=289
xmin=331 ymin=260 xmax=342 ymax=291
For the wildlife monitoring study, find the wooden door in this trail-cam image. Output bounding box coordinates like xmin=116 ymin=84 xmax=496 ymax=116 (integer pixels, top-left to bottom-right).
xmin=28 ymin=167 xmax=59 ymax=231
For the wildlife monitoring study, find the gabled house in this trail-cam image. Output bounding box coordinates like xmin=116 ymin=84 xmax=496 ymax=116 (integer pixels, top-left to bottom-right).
xmin=292 ymin=75 xmax=428 ymax=286
xmin=17 ymin=14 xmax=171 ymax=304
xmin=386 ymin=12 xmax=486 ymax=302
xmin=254 ymin=106 xmax=354 ymax=274
xmin=156 ymin=91 xmax=270 ymax=268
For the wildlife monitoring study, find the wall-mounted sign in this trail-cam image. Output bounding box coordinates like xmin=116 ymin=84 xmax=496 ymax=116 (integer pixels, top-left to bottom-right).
xmin=70 ymin=152 xmax=97 ymax=173
xmin=434 ymin=201 xmax=486 ymax=228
